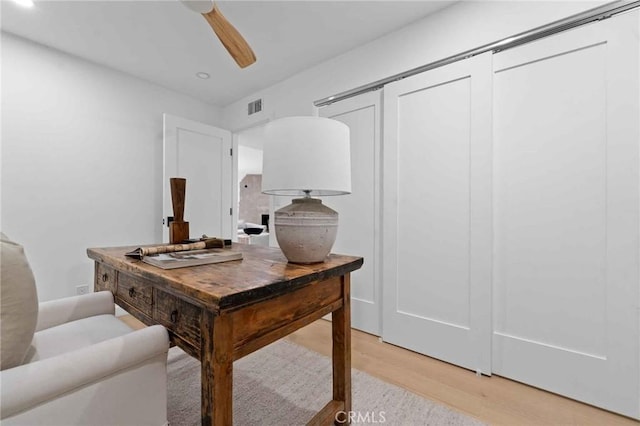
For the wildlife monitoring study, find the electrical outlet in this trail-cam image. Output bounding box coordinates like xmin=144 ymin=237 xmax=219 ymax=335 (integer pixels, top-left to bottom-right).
xmin=76 ymin=285 xmax=89 ymax=295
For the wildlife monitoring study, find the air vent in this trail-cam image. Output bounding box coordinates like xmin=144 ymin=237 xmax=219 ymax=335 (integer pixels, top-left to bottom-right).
xmin=248 ymin=99 xmax=262 ymax=115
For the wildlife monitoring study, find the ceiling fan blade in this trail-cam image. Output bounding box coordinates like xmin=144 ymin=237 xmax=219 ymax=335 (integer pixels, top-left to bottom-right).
xmin=202 ymin=3 xmax=256 ymax=69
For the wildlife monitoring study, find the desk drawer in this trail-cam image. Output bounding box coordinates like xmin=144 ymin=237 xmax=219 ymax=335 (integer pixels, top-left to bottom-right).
xmin=154 ymin=290 xmax=201 ymax=347
xmin=95 ymin=263 xmax=117 ymax=293
xmin=117 ymin=273 xmax=153 ymax=316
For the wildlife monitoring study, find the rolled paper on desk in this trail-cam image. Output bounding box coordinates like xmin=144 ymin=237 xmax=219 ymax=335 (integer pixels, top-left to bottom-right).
xmin=125 ymin=238 xmax=226 ymax=259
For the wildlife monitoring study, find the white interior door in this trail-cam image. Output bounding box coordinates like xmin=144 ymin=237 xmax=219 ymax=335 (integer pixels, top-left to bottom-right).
xmin=163 ymin=114 xmax=233 ymax=242
xmin=382 ymin=52 xmax=493 ymax=373
xmin=320 ymin=91 xmax=382 ymax=335
xmin=492 ymin=11 xmax=639 ymax=418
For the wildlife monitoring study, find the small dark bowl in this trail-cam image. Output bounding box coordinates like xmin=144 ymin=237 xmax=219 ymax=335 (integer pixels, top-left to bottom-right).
xmin=243 ymin=227 xmax=264 ymax=235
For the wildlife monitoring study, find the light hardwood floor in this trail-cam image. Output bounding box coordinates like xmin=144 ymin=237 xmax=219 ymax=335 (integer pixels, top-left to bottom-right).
xmin=288 ymin=320 xmax=638 ymax=426
xmin=120 ymin=315 xmax=638 ymax=425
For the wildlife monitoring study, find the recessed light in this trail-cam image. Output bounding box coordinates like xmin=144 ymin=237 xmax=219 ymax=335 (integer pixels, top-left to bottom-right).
xmin=12 ymin=0 xmax=34 ymax=8
xmin=196 ymin=72 xmax=210 ymax=79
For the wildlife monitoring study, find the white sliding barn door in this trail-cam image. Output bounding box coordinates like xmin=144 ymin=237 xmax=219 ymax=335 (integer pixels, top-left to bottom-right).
xmin=163 ymin=114 xmax=233 ymax=242
xmin=492 ymin=11 xmax=639 ymax=418
xmin=320 ymin=91 xmax=382 ymax=335
xmin=382 ymin=52 xmax=493 ymax=373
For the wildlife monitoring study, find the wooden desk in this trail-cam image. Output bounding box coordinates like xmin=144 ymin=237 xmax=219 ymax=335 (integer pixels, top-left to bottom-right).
xmin=87 ymin=244 xmax=363 ymax=425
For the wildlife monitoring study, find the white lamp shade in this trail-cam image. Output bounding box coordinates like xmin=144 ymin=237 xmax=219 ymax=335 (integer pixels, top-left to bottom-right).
xmin=262 ymin=116 xmax=351 ymax=196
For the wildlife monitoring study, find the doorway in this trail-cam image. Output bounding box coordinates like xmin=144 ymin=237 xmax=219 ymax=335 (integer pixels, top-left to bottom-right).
xmin=235 ymin=124 xmax=270 ymax=246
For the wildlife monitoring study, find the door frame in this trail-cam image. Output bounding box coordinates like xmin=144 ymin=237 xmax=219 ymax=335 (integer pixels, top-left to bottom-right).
xmin=162 ymin=114 xmax=233 ymax=242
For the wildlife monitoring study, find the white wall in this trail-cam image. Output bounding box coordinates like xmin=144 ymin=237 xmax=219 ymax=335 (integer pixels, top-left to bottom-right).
xmin=222 ymin=1 xmax=607 ymax=129
xmin=1 ymin=33 xmax=223 ymax=301
xmin=1 ymin=1 xmax=609 ymax=301
xmin=238 ymin=145 xmax=263 ymax=182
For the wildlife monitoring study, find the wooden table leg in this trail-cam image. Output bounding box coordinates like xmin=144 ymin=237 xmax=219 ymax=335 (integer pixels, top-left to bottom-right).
xmin=201 ymin=311 xmax=234 ymax=426
xmin=213 ymin=313 xmax=234 ymax=426
xmin=332 ymin=274 xmax=352 ymax=424
xmin=201 ymin=311 xmax=215 ymax=425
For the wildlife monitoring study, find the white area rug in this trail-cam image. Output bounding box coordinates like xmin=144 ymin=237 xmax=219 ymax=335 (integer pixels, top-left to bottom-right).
xmin=167 ymin=340 xmax=484 ymax=425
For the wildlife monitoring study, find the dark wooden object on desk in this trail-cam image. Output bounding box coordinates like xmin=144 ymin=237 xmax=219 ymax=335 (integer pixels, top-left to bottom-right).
xmin=87 ymin=243 xmax=363 ymax=426
xmin=169 ymin=177 xmax=189 ymax=244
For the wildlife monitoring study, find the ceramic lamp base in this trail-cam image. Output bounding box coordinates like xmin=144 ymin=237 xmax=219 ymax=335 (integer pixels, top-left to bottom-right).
xmin=274 ymin=197 xmax=338 ymax=264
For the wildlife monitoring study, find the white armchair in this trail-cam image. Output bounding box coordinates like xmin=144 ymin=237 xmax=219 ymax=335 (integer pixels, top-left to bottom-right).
xmin=0 ymin=235 xmax=170 ymax=426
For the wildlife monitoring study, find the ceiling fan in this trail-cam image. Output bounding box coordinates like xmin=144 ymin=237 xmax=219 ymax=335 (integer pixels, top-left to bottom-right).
xmin=182 ymin=0 xmax=256 ymax=68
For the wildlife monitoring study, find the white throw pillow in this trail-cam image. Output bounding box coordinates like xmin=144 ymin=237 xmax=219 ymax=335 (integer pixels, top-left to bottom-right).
xmin=0 ymin=233 xmax=38 ymax=370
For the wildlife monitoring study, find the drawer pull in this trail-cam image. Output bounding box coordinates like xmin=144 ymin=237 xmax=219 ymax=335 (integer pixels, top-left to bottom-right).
xmin=170 ymin=310 xmax=179 ymax=323
xmin=101 ymin=273 xmax=109 ymax=282
xmin=129 ymin=287 xmax=136 ymax=298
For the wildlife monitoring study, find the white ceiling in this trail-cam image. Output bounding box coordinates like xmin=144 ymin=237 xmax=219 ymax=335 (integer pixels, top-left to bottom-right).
xmin=1 ymin=0 xmax=454 ymax=107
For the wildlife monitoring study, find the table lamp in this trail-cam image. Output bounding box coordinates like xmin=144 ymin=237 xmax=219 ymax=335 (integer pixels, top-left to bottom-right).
xmin=262 ymin=116 xmax=351 ymax=263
